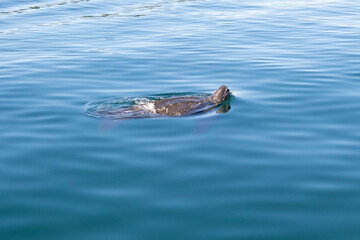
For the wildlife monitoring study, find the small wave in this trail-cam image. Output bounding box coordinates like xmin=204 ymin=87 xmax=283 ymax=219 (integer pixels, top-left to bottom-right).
xmin=0 ymin=0 xmax=204 ymax=34
xmin=81 ymin=0 xmax=201 ymax=18
xmin=0 ymin=0 xmax=92 ymax=17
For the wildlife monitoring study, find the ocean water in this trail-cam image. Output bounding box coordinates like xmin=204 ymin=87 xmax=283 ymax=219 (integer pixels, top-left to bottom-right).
xmin=1 ymin=0 xmax=360 ymax=239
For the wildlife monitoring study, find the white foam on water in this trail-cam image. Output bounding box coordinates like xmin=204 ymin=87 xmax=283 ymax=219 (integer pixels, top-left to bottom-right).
xmin=134 ymin=99 xmax=157 ymax=113
xmin=144 ymin=102 xmax=156 ymax=113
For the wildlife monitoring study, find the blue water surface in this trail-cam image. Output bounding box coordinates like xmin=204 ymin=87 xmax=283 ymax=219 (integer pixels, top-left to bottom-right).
xmin=1 ymin=0 xmax=360 ymax=239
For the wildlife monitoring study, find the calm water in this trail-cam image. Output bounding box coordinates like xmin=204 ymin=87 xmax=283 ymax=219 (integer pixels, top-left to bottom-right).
xmin=1 ymin=0 xmax=360 ymax=239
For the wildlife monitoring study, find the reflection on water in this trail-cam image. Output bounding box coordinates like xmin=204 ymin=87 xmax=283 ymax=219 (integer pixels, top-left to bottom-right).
xmin=216 ymin=101 xmax=231 ymax=113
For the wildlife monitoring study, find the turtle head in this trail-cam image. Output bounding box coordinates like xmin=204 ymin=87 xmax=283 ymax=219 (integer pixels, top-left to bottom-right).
xmin=210 ymin=85 xmax=230 ymax=104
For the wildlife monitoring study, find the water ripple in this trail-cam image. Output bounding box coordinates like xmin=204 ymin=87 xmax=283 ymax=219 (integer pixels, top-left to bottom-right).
xmin=0 ymin=0 xmax=92 ymax=17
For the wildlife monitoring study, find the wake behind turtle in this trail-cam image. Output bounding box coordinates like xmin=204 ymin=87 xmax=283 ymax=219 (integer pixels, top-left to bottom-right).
xmin=85 ymin=85 xmax=231 ymax=119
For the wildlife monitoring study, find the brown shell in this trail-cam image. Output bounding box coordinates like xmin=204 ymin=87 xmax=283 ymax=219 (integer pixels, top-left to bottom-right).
xmin=154 ymin=96 xmax=215 ymax=116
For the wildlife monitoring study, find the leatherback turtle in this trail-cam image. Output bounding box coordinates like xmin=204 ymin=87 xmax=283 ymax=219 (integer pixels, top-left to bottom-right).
xmin=150 ymin=85 xmax=230 ymax=116
xmin=85 ymin=85 xmax=231 ymax=119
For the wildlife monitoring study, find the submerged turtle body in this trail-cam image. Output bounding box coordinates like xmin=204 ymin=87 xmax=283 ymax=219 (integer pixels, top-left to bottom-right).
xmin=153 ymin=85 xmax=230 ymax=116
xmin=86 ymin=85 xmax=231 ymax=119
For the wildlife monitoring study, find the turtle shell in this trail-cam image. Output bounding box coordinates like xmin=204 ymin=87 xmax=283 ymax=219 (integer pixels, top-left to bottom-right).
xmin=153 ymin=96 xmax=216 ymax=116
